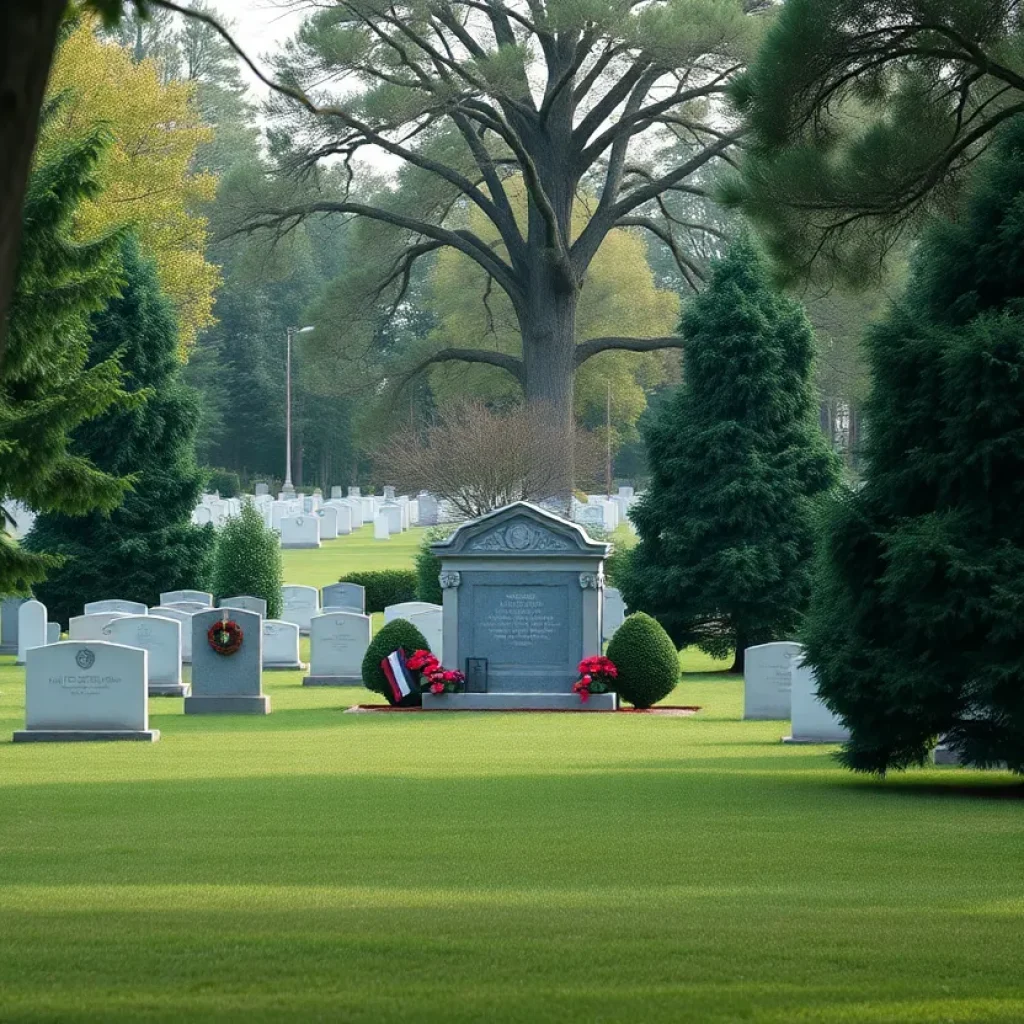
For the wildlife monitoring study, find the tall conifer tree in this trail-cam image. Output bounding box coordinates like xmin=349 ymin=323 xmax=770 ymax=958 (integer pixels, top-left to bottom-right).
xmin=803 ymin=122 xmax=1024 ymax=775
xmin=27 ymin=238 xmax=214 ymax=622
xmin=622 ymin=237 xmax=838 ymax=671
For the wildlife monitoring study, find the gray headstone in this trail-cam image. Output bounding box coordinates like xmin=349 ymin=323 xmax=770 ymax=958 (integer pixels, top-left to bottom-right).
xmin=186 ymin=608 xmax=268 ymax=714
xmin=218 ymin=596 xmax=267 ymax=618
xmin=321 ymin=583 xmax=366 ymax=615
xmin=416 ymin=493 xmax=440 ymax=526
xmin=14 ymin=641 xmax=157 ymax=742
xmin=1 ymin=596 xmax=28 ymax=654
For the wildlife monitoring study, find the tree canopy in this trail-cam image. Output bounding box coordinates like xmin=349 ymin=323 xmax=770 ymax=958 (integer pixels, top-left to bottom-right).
xmin=726 ymin=0 xmax=1024 ymax=286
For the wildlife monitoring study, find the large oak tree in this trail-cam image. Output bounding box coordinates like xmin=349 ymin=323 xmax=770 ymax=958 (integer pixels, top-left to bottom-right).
xmin=223 ymin=0 xmax=765 ymax=498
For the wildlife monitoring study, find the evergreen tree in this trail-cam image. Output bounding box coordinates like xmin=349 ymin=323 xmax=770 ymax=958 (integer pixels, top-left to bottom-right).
xmin=210 ymin=500 xmax=283 ymax=619
xmin=803 ymin=122 xmax=1024 ymax=775
xmin=621 ymin=237 xmax=838 ymax=671
xmin=1 ymin=121 xmax=131 ymax=594
xmin=27 ymin=237 xmax=214 ymax=622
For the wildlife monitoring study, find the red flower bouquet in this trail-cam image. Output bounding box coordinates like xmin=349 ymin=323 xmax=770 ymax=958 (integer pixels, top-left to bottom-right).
xmin=407 ymin=649 xmax=465 ymax=695
xmin=573 ymin=655 xmax=617 ymax=703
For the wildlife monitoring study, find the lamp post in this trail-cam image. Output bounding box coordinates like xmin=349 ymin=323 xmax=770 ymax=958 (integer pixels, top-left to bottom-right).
xmin=284 ymin=325 xmax=315 ymax=495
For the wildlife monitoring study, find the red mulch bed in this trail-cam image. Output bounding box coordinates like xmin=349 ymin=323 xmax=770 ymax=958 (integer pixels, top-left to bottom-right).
xmin=345 ymin=705 xmax=700 ymax=715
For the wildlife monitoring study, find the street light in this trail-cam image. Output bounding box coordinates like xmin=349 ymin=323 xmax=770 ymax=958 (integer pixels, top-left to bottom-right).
xmin=284 ymin=325 xmax=315 ymax=495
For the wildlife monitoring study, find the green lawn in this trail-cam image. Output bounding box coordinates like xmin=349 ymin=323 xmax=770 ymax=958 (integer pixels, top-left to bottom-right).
xmin=0 ymin=530 xmax=1021 ymax=1022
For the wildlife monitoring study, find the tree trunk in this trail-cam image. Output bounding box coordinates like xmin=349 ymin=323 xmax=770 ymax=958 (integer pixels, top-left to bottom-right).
xmin=519 ymin=284 xmax=578 ymax=511
xmin=0 ymin=0 xmax=66 ymax=362
xmin=729 ymin=639 xmax=746 ymax=675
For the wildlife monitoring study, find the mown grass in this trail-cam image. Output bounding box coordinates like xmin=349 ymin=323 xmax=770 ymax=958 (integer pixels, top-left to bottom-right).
xmin=0 ymin=528 xmax=1020 ymax=1022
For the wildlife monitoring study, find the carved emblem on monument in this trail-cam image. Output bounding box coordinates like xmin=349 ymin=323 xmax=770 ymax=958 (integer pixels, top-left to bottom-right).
xmin=465 ymin=518 xmax=575 ymax=553
xmin=75 ymin=649 xmax=96 ymax=670
xmin=578 ymin=573 xmax=604 ymax=590
xmin=439 ymin=571 xmax=462 ymax=589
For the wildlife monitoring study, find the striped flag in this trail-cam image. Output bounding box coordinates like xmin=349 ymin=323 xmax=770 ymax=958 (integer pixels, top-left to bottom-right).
xmin=381 ymin=648 xmax=419 ymax=707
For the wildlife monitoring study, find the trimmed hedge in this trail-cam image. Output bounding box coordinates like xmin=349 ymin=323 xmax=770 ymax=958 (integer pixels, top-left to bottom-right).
xmin=414 ymin=525 xmax=457 ymax=604
xmin=361 ymin=618 xmax=430 ymax=703
xmin=339 ymin=570 xmax=417 ymax=613
xmin=606 ymin=611 xmax=679 ymax=709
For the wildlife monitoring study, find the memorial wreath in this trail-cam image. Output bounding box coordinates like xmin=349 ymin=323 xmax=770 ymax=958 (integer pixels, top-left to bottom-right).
xmin=207 ymin=618 xmax=244 ymax=656
xmin=407 ymin=649 xmax=465 ymax=695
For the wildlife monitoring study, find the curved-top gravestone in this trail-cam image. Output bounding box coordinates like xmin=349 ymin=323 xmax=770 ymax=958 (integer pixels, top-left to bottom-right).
xmin=185 ymin=608 xmax=268 ymax=715
xmin=427 ymin=502 xmax=614 ymax=710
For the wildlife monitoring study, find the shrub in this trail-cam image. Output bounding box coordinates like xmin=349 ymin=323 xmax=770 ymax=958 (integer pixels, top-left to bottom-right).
xmin=414 ymin=525 xmax=457 ymax=604
xmin=211 ymin=500 xmax=283 ymax=618
xmin=205 ymin=467 xmax=241 ymax=498
xmin=361 ymin=618 xmax=430 ymax=703
xmin=339 ymin=569 xmax=417 ymax=612
xmin=606 ymin=612 xmax=680 ymax=709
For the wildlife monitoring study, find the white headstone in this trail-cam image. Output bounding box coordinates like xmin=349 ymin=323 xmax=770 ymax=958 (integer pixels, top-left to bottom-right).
xmin=384 ymin=601 xmax=442 ymax=624
xmin=784 ymin=650 xmax=851 ymax=744
xmin=318 ymin=505 xmax=339 ymax=540
xmin=69 ymin=612 xmax=131 ymax=640
xmin=348 ymin=486 xmax=361 ymax=498
xmin=47 ymin=622 xmax=60 ymax=645
xmin=407 ymin=608 xmax=443 ymax=662
xmin=304 ymin=611 xmax=371 ymax=685
xmin=15 ymin=641 xmax=156 ymax=741
xmin=219 ymin=596 xmax=267 ymax=618
xmin=194 ymin=506 xmax=213 ymax=526
xmin=360 ymin=497 xmax=375 ymax=523
xmin=381 ymin=503 xmax=402 ymax=534
xmin=84 ymin=599 xmax=147 ymax=616
xmin=744 ymin=642 xmax=801 ymax=720
xmin=255 ymin=482 xmax=270 ymax=497
xmin=330 ymin=486 xmax=342 ymax=499
xmin=160 ymin=590 xmax=213 ymax=607
xmin=103 ymin=614 xmax=184 ymax=696
xmin=150 ymin=606 xmax=194 ymax=662
xmin=281 ymin=584 xmax=320 ymax=633
xmin=270 ymin=501 xmax=289 ymax=531
xmin=262 ymin=619 xmax=303 ymax=670
xmin=280 ymin=514 xmax=321 ymax=549
xmin=16 ymin=600 xmax=47 ymax=664
xmin=321 ymin=583 xmax=365 ymax=615
xmin=163 ymin=600 xmax=209 ymax=615
xmin=373 ymin=513 xmax=390 ymax=541
xmin=329 ymin=502 xmax=353 ymax=535
xmin=602 ymin=587 xmax=626 ymax=643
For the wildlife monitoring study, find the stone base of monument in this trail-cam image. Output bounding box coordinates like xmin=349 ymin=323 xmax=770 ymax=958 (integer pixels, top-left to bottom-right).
xmin=264 ymin=661 xmax=307 ymax=672
xmin=13 ymin=729 xmax=160 ymax=743
xmin=184 ymin=695 xmax=270 ymax=715
xmin=302 ymin=674 xmax=361 ymax=686
xmin=149 ymin=683 xmax=190 ymax=697
xmin=280 ymin=542 xmax=321 ymax=549
xmin=422 ymin=692 xmax=619 ymax=711
xmin=781 ymin=733 xmax=848 ymax=744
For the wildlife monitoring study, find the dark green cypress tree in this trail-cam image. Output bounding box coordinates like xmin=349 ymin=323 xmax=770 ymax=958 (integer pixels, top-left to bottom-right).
xmin=621 ymin=236 xmax=838 ymax=671
xmin=27 ymin=237 xmax=215 ymax=623
xmin=804 ymin=121 xmax=1024 ymax=775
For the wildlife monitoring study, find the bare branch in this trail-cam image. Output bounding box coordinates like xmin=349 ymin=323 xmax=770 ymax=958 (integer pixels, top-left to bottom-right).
xmin=575 ymin=335 xmax=685 ymax=367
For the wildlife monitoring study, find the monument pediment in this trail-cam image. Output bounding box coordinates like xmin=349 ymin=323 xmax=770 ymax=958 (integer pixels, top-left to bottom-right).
xmin=432 ymin=502 xmax=609 ymax=558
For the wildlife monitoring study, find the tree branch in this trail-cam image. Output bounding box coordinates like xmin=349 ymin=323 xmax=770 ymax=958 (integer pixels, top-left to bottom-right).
xmin=575 ymin=335 xmax=685 ymax=367
xmin=402 ymin=346 xmax=525 ymax=386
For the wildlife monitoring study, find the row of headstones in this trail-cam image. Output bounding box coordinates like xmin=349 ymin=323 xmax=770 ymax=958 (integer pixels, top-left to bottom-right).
xmin=571 ymin=486 xmax=638 ymax=533
xmin=742 ymin=641 xmax=850 ymax=744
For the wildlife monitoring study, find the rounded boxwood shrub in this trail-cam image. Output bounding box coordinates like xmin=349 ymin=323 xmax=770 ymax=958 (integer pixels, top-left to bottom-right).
xmin=606 ymin=611 xmax=679 ymax=709
xmin=339 ymin=569 xmax=417 ymax=612
xmin=361 ymin=618 xmax=430 ymax=703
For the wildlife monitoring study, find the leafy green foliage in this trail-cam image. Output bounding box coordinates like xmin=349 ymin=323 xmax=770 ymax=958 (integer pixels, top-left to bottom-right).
xmin=0 ymin=120 xmax=132 ymax=594
xmin=205 ymin=468 xmax=240 ymax=499
xmin=414 ymin=525 xmax=457 ymax=604
xmin=803 ymin=122 xmax=1024 ymax=775
xmin=621 ymin=238 xmax=838 ymax=668
xmin=210 ymin=500 xmax=283 ymax=619
xmin=338 ymin=570 xmax=417 ymax=613
xmin=605 ymin=612 xmax=680 ymax=709
xmin=27 ymin=238 xmax=214 ymax=622
xmin=360 ymin=618 xmax=430 ymax=702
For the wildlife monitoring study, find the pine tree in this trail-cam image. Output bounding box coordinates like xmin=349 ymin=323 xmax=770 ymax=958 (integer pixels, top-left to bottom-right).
xmin=27 ymin=237 xmax=214 ymax=622
xmin=803 ymin=121 xmax=1024 ymax=775
xmin=621 ymin=237 xmax=838 ymax=672
xmin=210 ymin=500 xmax=283 ymax=619
xmin=1 ymin=119 xmax=131 ymax=594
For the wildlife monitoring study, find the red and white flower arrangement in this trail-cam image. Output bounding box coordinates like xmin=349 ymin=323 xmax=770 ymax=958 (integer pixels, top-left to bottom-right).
xmin=573 ymin=655 xmax=617 ymax=703
xmin=406 ymin=649 xmax=465 ymax=695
